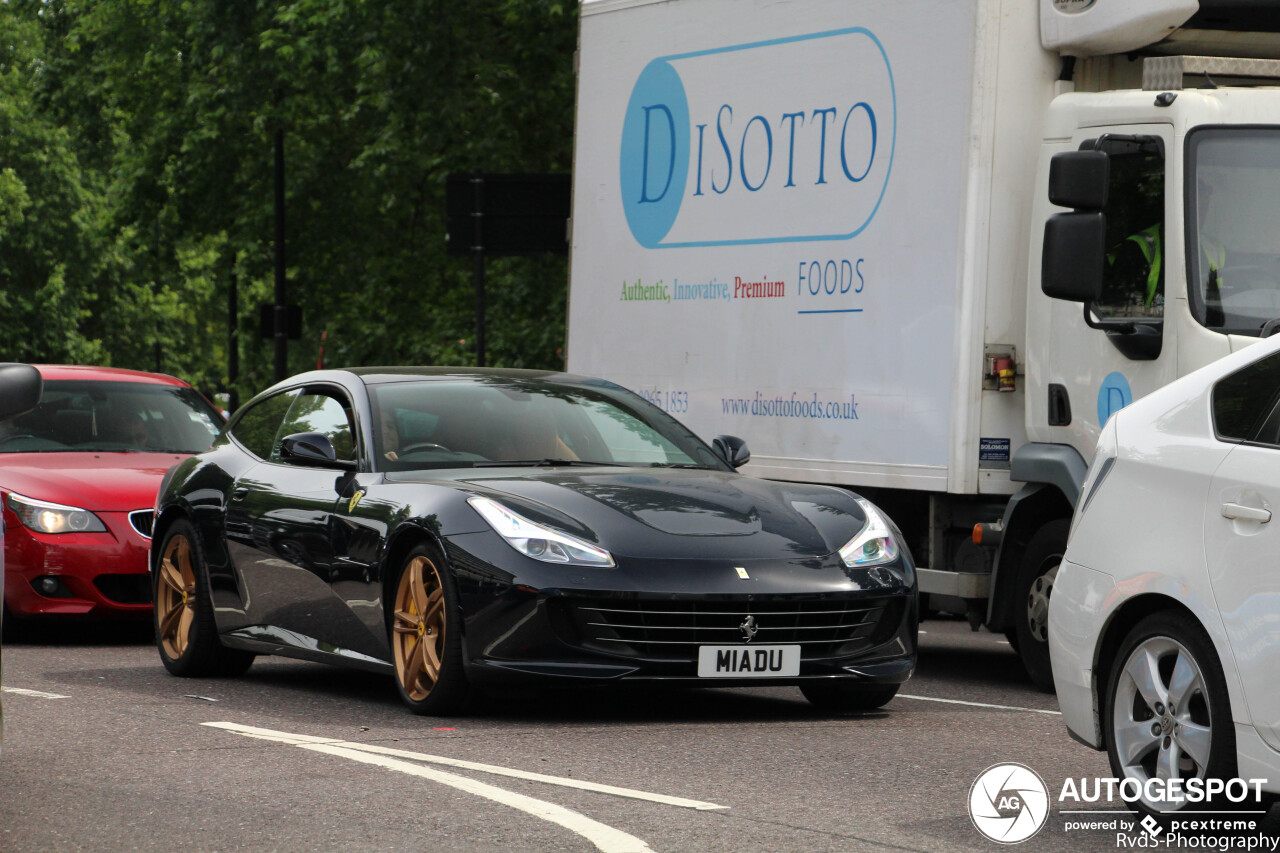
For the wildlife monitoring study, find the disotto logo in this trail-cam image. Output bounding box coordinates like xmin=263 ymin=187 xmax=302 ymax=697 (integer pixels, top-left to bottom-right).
xmin=968 ymin=763 xmax=1050 ymax=844
xmin=619 ymin=27 xmax=897 ymax=249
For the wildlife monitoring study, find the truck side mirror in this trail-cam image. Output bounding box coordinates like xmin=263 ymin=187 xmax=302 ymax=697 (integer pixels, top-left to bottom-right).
xmin=0 ymin=364 xmax=42 ymax=420
xmin=712 ymin=435 xmax=751 ymax=469
xmin=1042 ymin=212 xmax=1106 ymax=302
xmin=1048 ymin=150 xmax=1109 ymax=210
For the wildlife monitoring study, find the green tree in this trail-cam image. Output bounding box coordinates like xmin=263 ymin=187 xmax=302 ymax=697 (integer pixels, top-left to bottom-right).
xmin=8 ymin=0 xmax=578 ymax=403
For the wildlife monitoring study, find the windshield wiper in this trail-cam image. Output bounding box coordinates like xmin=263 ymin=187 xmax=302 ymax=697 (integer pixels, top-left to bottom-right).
xmin=472 ymin=459 xmax=627 ymax=468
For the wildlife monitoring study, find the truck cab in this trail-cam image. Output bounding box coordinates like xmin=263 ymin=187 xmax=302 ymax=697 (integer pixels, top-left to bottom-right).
xmin=996 ymin=38 xmax=1280 ymax=688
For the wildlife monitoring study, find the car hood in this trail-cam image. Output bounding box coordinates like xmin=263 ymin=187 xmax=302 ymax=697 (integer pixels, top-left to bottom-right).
xmin=0 ymin=452 xmax=188 ymax=511
xmin=450 ymin=467 xmax=870 ymax=560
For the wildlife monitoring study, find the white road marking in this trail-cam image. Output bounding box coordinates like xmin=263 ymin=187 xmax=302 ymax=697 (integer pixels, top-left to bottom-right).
xmin=204 ymin=722 xmax=724 ymax=810
xmin=206 ymin=722 xmax=734 ymax=853
xmin=1 ymin=687 xmax=70 ymax=699
xmin=896 ymin=694 xmax=1061 ymax=716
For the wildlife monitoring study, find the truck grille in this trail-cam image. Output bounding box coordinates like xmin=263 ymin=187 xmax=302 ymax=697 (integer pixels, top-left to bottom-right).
xmin=129 ymin=510 xmax=154 ymax=539
xmin=567 ymin=596 xmax=897 ymax=662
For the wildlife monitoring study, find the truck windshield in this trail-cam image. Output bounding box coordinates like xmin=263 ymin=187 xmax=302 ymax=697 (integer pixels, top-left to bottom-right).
xmin=1188 ymin=128 xmax=1280 ymax=336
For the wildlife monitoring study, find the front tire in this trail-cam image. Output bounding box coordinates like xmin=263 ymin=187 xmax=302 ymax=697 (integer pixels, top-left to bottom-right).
xmin=153 ymin=519 xmax=254 ymax=677
xmin=389 ymin=543 xmax=470 ymax=715
xmin=800 ymin=681 xmax=899 ymax=712
xmin=1013 ymin=519 xmax=1069 ymax=692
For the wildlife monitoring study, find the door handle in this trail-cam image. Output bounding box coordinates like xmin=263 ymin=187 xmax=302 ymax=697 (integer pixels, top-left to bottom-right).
xmin=1221 ymin=502 xmax=1272 ymax=523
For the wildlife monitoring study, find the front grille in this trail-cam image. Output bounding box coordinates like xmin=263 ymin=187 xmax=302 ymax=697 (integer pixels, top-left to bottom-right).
xmin=93 ymin=574 xmax=151 ymax=605
xmin=568 ymin=596 xmax=898 ymax=662
xmin=129 ymin=510 xmax=154 ymax=539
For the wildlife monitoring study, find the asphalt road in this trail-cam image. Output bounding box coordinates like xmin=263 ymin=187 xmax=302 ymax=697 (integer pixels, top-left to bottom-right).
xmin=1 ymin=617 xmax=1275 ymax=853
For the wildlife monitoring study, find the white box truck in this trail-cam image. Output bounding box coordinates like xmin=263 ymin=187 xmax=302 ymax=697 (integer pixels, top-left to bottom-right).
xmin=566 ymin=0 xmax=1280 ymax=688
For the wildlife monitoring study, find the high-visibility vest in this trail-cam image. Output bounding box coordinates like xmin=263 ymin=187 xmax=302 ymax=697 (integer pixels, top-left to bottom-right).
xmin=1124 ymin=224 xmax=1162 ymax=307
xmin=1203 ymin=236 xmax=1226 ymax=287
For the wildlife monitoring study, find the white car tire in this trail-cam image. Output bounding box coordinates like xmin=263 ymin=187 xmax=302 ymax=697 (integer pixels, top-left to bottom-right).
xmin=1104 ymin=610 xmax=1240 ymax=818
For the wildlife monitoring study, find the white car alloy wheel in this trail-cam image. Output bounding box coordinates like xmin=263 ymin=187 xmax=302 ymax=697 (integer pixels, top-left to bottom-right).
xmin=1110 ymin=635 xmax=1213 ymax=811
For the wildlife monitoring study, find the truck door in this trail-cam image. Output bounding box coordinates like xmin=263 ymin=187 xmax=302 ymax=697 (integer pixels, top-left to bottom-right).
xmin=1035 ymin=126 xmax=1179 ymax=455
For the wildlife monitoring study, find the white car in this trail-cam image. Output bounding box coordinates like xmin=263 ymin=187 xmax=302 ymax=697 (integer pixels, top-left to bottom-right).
xmin=1050 ymin=335 xmax=1280 ymax=816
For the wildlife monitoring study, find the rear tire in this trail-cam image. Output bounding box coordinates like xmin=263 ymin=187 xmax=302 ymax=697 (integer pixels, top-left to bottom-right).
xmin=1104 ymin=611 xmax=1244 ymax=819
xmin=800 ymin=681 xmax=899 ymax=712
xmin=389 ymin=543 xmax=470 ymax=715
xmin=153 ymin=519 xmax=254 ymax=677
xmin=1013 ymin=519 xmax=1069 ymax=692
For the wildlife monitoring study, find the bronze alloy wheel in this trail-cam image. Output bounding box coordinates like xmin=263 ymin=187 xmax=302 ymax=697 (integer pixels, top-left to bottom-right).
xmin=392 ymin=555 xmax=447 ymax=702
xmin=156 ymin=532 xmax=197 ymax=660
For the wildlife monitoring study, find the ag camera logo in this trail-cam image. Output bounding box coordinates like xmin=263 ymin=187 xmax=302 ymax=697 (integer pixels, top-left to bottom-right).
xmin=968 ymin=763 xmax=1050 ymax=844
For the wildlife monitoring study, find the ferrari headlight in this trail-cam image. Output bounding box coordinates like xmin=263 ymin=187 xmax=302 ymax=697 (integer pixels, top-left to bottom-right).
xmin=6 ymin=492 xmax=107 ymax=534
xmin=467 ymin=496 xmax=614 ymax=568
xmin=839 ymin=498 xmax=900 ymax=568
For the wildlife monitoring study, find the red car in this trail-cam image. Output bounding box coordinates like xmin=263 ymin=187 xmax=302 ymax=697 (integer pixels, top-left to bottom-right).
xmin=1 ymin=366 xmax=224 ymax=629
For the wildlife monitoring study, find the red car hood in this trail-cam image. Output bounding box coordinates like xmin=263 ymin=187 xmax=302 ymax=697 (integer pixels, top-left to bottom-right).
xmin=0 ymin=452 xmax=188 ymax=512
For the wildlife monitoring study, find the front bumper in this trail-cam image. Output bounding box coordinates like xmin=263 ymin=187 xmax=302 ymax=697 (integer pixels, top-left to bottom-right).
xmin=2 ymin=507 xmax=153 ymax=619
xmin=444 ymin=532 xmax=918 ymax=689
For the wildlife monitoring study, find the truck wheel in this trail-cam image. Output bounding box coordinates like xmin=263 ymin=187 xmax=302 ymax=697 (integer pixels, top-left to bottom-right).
xmin=1013 ymin=519 xmax=1069 ymax=692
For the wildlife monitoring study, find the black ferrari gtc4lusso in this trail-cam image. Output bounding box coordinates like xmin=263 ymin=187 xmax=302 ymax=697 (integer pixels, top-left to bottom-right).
xmin=151 ymin=368 xmax=917 ymax=714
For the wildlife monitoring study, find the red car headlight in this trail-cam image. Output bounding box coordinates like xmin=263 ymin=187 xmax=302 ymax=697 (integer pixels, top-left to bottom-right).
xmin=6 ymin=492 xmax=107 ymax=534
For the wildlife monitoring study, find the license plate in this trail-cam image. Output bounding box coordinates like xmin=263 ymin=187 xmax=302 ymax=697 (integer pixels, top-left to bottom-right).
xmin=697 ymin=645 xmax=800 ymax=677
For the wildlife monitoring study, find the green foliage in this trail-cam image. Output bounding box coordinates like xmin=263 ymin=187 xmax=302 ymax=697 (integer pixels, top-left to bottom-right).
xmin=0 ymin=0 xmax=578 ymax=401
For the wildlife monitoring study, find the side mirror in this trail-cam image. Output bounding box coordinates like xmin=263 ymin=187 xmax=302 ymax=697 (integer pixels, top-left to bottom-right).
xmin=712 ymin=435 xmax=751 ymax=469
xmin=1048 ymin=150 xmax=1109 ymax=210
xmin=280 ymin=432 xmax=356 ymax=470
xmin=0 ymin=364 xmax=42 ymax=420
xmin=1042 ymin=212 xmax=1105 ymax=302
xmin=1042 ymin=149 xmax=1108 ymax=304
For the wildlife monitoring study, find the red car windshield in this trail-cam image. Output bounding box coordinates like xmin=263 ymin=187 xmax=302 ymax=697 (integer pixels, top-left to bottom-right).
xmin=0 ymin=380 xmax=224 ymax=454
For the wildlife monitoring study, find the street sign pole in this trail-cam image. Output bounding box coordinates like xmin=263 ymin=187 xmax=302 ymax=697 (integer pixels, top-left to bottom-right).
xmin=472 ymin=177 xmax=486 ymax=367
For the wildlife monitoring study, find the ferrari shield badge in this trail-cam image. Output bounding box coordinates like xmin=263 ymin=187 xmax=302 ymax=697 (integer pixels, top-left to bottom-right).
xmin=348 ymin=489 xmax=366 ymax=513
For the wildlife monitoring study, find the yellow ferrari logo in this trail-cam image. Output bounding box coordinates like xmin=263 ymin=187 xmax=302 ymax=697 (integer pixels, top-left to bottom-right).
xmin=348 ymin=490 xmax=366 ymax=513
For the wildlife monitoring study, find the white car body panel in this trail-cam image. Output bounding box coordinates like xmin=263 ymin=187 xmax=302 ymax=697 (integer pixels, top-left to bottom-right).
xmin=1048 ymin=558 xmax=1115 ymax=747
xmin=1205 ymin=444 xmax=1280 ymax=752
xmin=1050 ymin=333 xmax=1280 ymax=793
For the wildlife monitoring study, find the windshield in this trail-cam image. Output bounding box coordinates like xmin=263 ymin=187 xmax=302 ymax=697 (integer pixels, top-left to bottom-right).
xmin=368 ymin=377 xmax=726 ymax=471
xmin=1188 ymin=127 xmax=1280 ymax=336
xmin=0 ymin=379 xmax=224 ymax=454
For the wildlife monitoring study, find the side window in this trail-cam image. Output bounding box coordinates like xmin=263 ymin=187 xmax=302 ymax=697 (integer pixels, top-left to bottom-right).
xmin=1212 ymin=352 xmax=1280 ymax=443
xmin=1096 ymin=138 xmax=1165 ymax=321
xmin=274 ymin=390 xmax=357 ymax=463
xmin=229 ymin=390 xmax=297 ymax=460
